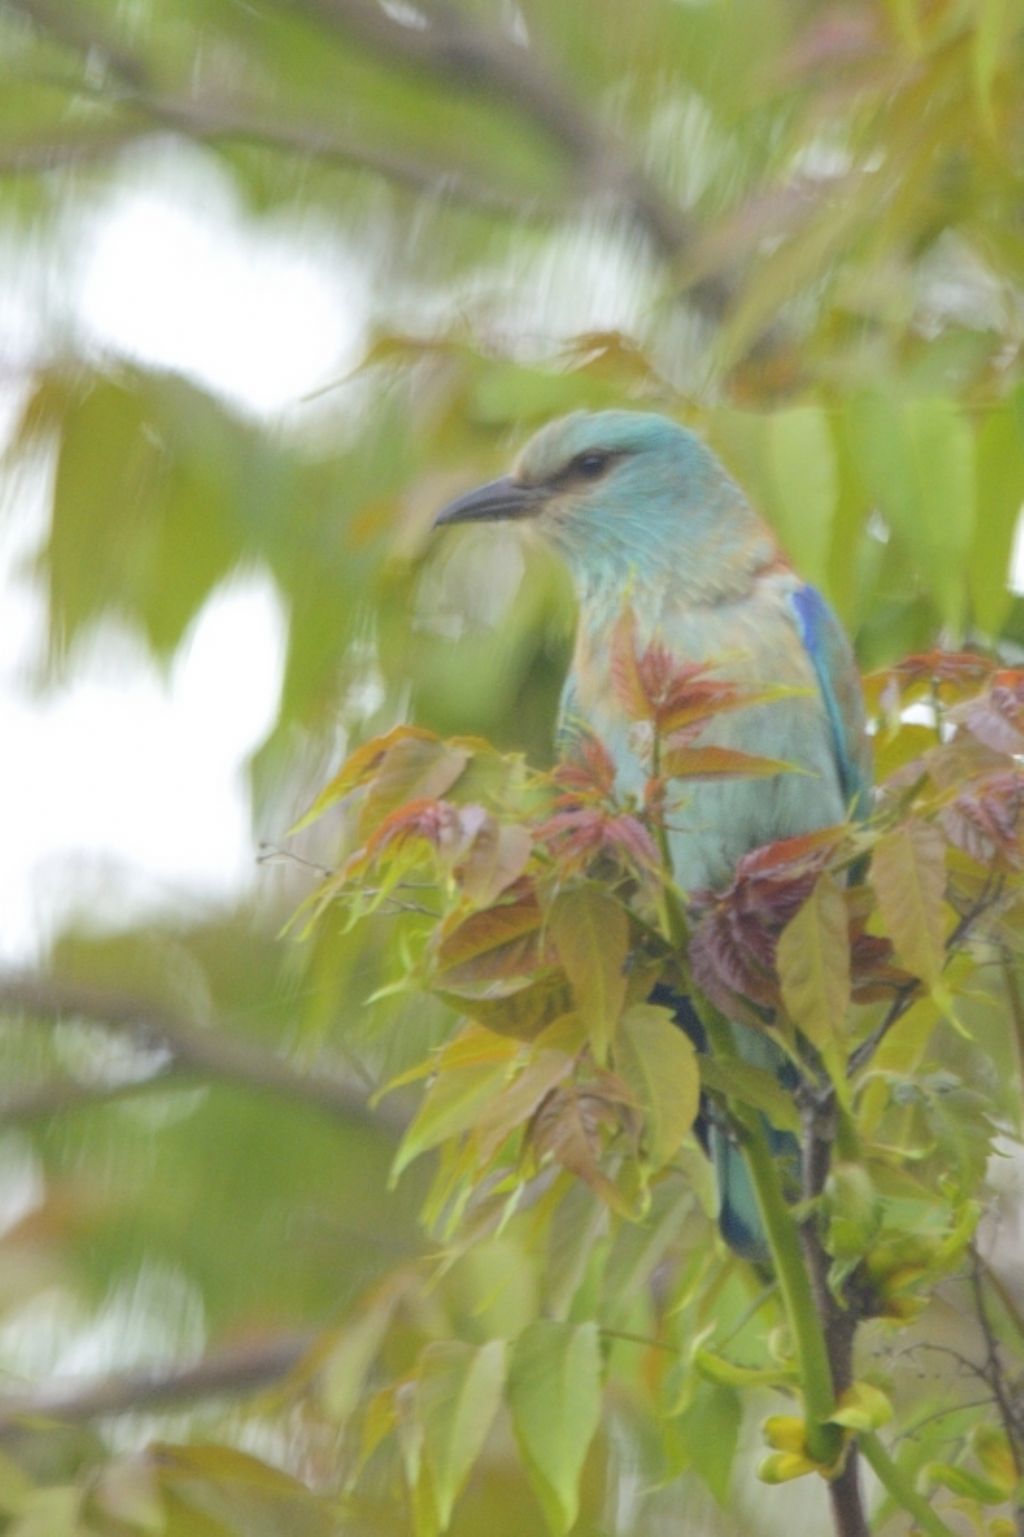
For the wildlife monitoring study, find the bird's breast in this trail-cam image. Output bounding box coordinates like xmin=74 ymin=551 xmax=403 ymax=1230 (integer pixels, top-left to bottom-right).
xmin=562 ymin=580 xmax=846 ymax=892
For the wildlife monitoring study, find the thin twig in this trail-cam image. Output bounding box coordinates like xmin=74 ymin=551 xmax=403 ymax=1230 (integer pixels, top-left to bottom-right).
xmin=969 ymin=1248 xmax=1024 ymax=1481
xmin=0 ymin=1331 xmax=317 ymax=1432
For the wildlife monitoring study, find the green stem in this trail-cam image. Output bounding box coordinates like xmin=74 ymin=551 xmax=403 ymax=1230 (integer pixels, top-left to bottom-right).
xmin=704 ymin=1012 xmax=841 ymax=1468
xmin=859 ymin=1433 xmax=958 ymax=1537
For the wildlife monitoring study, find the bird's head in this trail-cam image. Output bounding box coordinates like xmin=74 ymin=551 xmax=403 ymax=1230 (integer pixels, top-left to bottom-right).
xmin=434 ymin=410 xmax=772 ymax=606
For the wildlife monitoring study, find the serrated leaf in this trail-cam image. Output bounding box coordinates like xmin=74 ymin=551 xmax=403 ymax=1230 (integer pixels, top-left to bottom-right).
xmin=870 ymin=821 xmax=948 ymax=987
xmin=507 ymin=1321 xmax=602 ymax=1535
xmin=418 ymin=1340 xmax=507 ymax=1529
xmin=777 ymin=873 xmax=850 ymax=1053
xmin=548 ymin=886 xmax=628 ymax=1062
xmin=615 ymin=1004 xmax=699 ymax=1168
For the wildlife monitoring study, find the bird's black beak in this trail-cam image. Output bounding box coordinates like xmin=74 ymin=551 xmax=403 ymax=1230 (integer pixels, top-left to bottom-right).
xmin=434 ymin=475 xmax=545 ymax=527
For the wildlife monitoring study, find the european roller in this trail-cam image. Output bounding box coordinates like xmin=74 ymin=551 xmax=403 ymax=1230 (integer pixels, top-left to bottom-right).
xmin=435 ymin=409 xmax=871 ymax=1256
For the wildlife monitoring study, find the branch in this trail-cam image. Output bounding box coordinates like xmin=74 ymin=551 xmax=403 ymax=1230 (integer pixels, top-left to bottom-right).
xmin=0 ymin=92 xmax=561 ymax=222
xmin=0 ymin=974 xmax=403 ymax=1133
xmin=0 ymin=1331 xmax=316 ymax=1431
xmin=0 ymin=1064 xmax=182 ymax=1123
xmin=283 ymin=0 xmax=730 ymax=306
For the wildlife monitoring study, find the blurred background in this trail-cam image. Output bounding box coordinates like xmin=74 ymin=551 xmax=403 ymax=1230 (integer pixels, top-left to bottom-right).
xmin=0 ymin=0 xmax=1022 ymax=1532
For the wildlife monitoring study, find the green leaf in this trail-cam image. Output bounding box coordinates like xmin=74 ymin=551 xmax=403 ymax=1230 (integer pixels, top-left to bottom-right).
xmin=418 ymin=1339 xmax=507 ymax=1529
xmin=777 ymin=873 xmax=850 ymax=1056
xmin=548 ymin=886 xmax=628 ymax=1063
xmin=475 ymin=1048 xmax=576 ymax=1163
xmin=615 ymin=1004 xmax=699 ymax=1168
xmin=320 ymin=1280 xmax=404 ymax=1419
xmin=674 ymin=1382 xmax=742 ymax=1503
xmin=969 ymin=396 xmax=1024 ymax=636
xmin=847 ymin=394 xmax=975 ymax=633
xmin=507 ymin=1320 xmax=602 ymax=1535
xmin=392 ymin=1059 xmax=512 ymax=1180
xmin=870 ymin=821 xmax=948 ymax=988
xmin=764 ymin=406 xmax=838 ymax=586
xmin=925 ymin=1461 xmax=1008 ymax=1505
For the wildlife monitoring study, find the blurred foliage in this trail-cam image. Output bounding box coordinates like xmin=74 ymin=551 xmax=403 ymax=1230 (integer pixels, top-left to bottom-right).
xmin=0 ymin=0 xmax=1022 ymax=1532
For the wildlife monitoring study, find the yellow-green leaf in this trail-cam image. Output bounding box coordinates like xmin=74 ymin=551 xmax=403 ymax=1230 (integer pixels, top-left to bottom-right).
xmin=418 ymin=1340 xmax=507 ymax=1529
xmin=548 ymin=886 xmax=628 ymax=1062
xmin=615 ymin=1003 xmax=699 ymax=1168
xmin=777 ymin=873 xmax=850 ymax=1054
xmin=392 ymin=1059 xmax=511 ymax=1180
xmin=507 ymin=1320 xmax=602 ymax=1535
xmin=870 ymin=821 xmax=948 ymax=987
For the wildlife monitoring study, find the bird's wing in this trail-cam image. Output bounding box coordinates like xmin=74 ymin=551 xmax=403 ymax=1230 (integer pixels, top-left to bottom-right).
xmin=787 ymin=584 xmax=872 ymax=814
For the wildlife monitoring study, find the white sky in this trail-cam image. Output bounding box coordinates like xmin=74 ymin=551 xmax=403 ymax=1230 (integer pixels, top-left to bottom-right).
xmin=0 ymin=160 xmax=365 ymax=962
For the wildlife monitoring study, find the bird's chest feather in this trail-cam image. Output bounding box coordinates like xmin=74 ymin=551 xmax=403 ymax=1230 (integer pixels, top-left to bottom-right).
xmin=562 ymin=583 xmax=844 ymax=892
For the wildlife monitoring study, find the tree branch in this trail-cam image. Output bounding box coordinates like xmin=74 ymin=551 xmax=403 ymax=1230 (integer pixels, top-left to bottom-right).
xmin=799 ymin=1097 xmax=869 ymax=1537
xmin=283 ymin=0 xmax=729 ymax=306
xmin=0 ymin=1331 xmax=316 ymax=1431
xmin=0 ymin=974 xmax=403 ymax=1133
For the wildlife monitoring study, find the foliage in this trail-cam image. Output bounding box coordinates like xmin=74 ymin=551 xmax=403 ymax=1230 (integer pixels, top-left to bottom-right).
xmin=0 ymin=0 xmax=1022 ymax=1533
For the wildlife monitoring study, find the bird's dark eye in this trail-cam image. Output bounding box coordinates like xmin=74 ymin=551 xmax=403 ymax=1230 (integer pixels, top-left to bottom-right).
xmin=572 ymin=451 xmax=611 ymax=478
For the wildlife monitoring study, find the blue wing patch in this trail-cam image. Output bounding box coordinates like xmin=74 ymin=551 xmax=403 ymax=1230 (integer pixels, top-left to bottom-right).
xmin=789 ymin=584 xmax=870 ymax=817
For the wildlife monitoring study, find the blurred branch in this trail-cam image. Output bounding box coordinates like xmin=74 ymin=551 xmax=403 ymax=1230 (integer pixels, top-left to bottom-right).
xmin=285 ymin=0 xmax=712 ymax=278
xmin=0 ymin=974 xmax=404 ymax=1133
xmin=0 ymin=101 xmax=558 ymax=219
xmin=0 ymin=1064 xmax=183 ymax=1123
xmin=0 ymin=1330 xmax=317 ymax=1430
xmin=8 ymin=0 xmax=732 ymax=310
xmin=4 ymin=0 xmax=148 ymax=88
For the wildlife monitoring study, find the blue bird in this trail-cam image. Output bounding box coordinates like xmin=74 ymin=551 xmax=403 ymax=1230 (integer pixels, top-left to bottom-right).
xmin=436 ymin=409 xmax=871 ymax=1257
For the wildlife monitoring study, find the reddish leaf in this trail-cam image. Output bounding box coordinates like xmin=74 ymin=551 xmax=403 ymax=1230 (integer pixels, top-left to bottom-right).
xmin=950 ymin=672 xmax=1024 ymax=757
xmin=661 ymin=745 xmax=802 ymax=782
xmin=434 ymin=896 xmax=553 ymax=992
xmin=359 ymin=736 xmax=469 ymax=837
xmin=528 ymin=1079 xmax=632 ymax=1210
xmin=688 ymin=829 xmax=842 ymax=1012
xmin=455 ymin=819 xmax=534 ymax=905
xmin=939 ymin=771 xmax=1024 ymax=869
xmin=365 ymin=797 xmax=475 ymax=858
xmin=292 ymin=725 xmax=438 ymax=830
xmin=539 ymin=807 xmax=658 ymax=874
xmin=552 ymin=733 xmax=618 ymax=800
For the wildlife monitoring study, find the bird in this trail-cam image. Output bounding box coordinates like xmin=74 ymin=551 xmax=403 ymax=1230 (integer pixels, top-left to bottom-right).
xmin=435 ymin=409 xmax=871 ymax=1257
